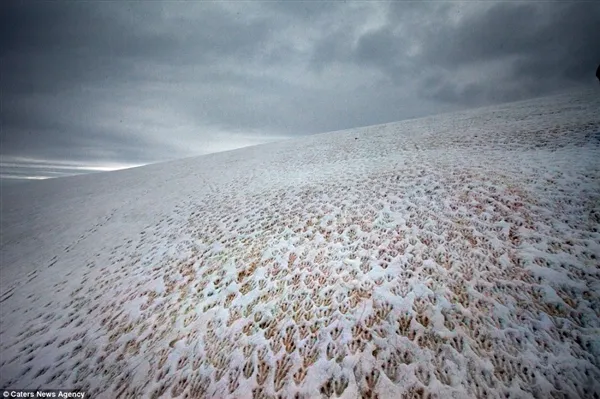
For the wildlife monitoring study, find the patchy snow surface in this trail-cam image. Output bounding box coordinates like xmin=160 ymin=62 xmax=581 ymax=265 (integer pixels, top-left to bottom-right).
xmin=1 ymin=89 xmax=600 ymax=399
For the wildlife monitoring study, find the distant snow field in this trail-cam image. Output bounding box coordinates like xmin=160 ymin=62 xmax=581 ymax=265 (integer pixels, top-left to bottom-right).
xmin=1 ymin=89 xmax=599 ymax=399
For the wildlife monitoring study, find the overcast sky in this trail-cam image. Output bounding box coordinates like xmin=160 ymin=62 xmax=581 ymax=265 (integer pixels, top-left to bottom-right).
xmin=1 ymin=1 xmax=598 ymax=183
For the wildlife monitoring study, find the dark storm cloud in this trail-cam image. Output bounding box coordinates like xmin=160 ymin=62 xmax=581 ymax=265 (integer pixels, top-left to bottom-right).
xmin=269 ymin=0 xmax=342 ymax=18
xmin=1 ymin=0 xmax=598 ymax=183
xmin=1 ymin=1 xmax=271 ymax=95
xmin=359 ymin=1 xmax=599 ymax=105
xmin=418 ymin=2 xmax=600 ymax=105
xmin=511 ymin=4 xmax=600 ymax=81
xmin=420 ymin=3 xmax=541 ymax=67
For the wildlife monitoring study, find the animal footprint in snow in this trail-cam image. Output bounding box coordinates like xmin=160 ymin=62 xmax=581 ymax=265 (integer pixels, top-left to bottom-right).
xmin=416 ymin=313 xmax=430 ymax=328
xmin=228 ymin=367 xmax=241 ymax=393
xmin=334 ymin=374 xmax=349 ymax=396
xmin=516 ymin=361 xmax=536 ymax=385
xmin=359 ymin=387 xmax=380 ymax=399
xmin=191 ymin=356 xmax=203 ymax=371
xmin=450 ymin=335 xmax=464 ymax=353
xmin=243 ymin=358 xmax=255 ymax=379
xmin=251 ymin=387 xmax=272 ymax=399
xmin=257 ymin=346 xmax=268 ymax=361
xmin=402 ymin=385 xmax=434 ymax=399
xmin=274 ymin=355 xmax=293 ymax=392
xmin=257 ymin=359 xmax=271 ymax=386
xmin=397 ymin=313 xmax=412 ymax=336
xmin=374 ymin=301 xmax=393 ymax=320
xmin=382 ymin=354 xmax=400 ymax=382
xmin=188 ymin=374 xmax=210 ymax=398
xmin=299 ymin=323 xmax=311 ymax=339
xmin=397 ymin=349 xmax=413 ymax=365
xmin=330 ymin=325 xmax=343 ymax=340
xmin=282 ymin=327 xmax=297 ymax=354
xmin=150 ymin=379 xmax=172 ymax=399
xmin=155 ymin=366 xmax=170 ymax=382
xmin=415 ymin=365 xmax=431 ymax=385
xmin=243 ymin=343 xmax=256 ymax=358
xmin=365 ymin=368 xmax=381 ymax=389
xmin=364 ymin=314 xmax=378 ymax=329
xmin=348 ymin=338 xmax=366 ymax=355
xmin=171 ymin=375 xmax=189 ymax=397
xmin=326 ymin=342 xmax=338 ymax=360
xmin=293 ymin=366 xmax=308 ymax=385
xmin=320 ymin=377 xmax=335 ymax=398
xmin=176 ymin=355 xmax=188 ymax=371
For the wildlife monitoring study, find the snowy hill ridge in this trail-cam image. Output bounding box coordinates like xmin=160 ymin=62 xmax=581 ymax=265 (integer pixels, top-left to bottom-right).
xmin=1 ymin=89 xmax=600 ymax=398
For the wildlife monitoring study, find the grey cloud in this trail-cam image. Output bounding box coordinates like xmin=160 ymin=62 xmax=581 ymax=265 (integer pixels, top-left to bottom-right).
xmin=269 ymin=1 xmax=341 ymax=18
xmin=510 ymin=4 xmax=600 ymax=83
xmin=420 ymin=3 xmax=542 ymax=68
xmin=416 ymin=2 xmax=600 ymax=104
xmin=308 ymin=1 xmax=599 ymax=106
xmin=354 ymin=27 xmax=400 ymax=67
xmin=1 ymin=2 xmax=272 ymax=95
xmin=310 ymin=29 xmax=354 ymax=71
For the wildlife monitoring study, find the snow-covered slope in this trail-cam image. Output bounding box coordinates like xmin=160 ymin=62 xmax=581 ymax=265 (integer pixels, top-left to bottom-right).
xmin=1 ymin=89 xmax=599 ymax=399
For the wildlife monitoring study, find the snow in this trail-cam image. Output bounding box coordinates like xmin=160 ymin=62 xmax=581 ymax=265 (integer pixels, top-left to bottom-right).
xmin=1 ymin=88 xmax=600 ymax=398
